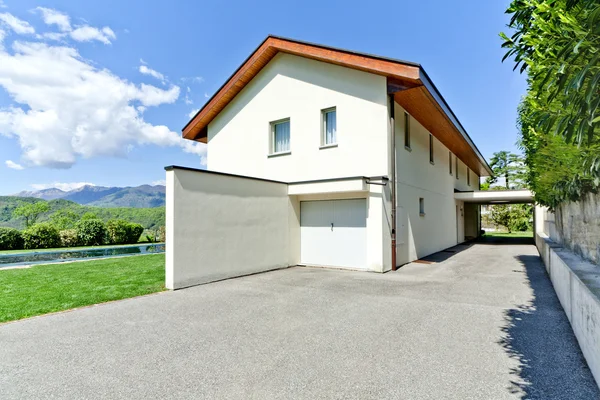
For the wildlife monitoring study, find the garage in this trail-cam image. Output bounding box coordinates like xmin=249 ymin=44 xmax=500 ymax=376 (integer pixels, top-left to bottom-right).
xmin=300 ymin=199 xmax=367 ymax=269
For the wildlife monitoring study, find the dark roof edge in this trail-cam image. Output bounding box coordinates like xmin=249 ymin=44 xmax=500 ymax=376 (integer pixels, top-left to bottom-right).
xmin=164 ymin=166 xmax=287 ymax=184
xmin=418 ymin=68 xmax=493 ymax=176
xmin=165 ymin=166 xmax=388 ymax=186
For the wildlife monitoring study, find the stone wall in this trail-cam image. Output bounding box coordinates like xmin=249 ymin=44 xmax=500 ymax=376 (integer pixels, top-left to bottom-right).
xmin=554 ymin=193 xmax=600 ymax=265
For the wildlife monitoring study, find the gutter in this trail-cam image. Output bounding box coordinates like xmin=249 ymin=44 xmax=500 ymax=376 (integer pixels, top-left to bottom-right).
xmin=389 ymin=94 xmax=398 ymax=271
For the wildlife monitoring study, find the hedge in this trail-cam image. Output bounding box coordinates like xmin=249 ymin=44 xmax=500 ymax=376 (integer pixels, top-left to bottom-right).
xmin=106 ymin=220 xmax=144 ymax=244
xmin=0 ymin=227 xmax=24 ymax=250
xmin=75 ymin=219 xmax=106 ymax=246
xmin=22 ymin=223 xmax=61 ymax=249
xmin=59 ymin=229 xmax=79 ymax=248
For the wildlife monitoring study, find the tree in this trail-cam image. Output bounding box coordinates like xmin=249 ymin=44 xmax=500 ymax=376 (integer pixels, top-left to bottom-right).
xmin=13 ymin=202 xmax=50 ymax=228
xmin=48 ymin=210 xmax=79 ymax=230
xmin=490 ymin=204 xmax=533 ymax=233
xmin=501 ymin=0 xmax=600 ymax=207
xmin=485 ymin=151 xmax=527 ymax=189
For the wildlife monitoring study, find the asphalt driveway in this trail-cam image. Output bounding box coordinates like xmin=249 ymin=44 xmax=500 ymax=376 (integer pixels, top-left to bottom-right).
xmin=1 ymin=239 xmax=598 ymax=399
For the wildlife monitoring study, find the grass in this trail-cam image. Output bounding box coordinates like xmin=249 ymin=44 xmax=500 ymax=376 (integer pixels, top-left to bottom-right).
xmin=484 ymin=231 xmax=533 ymax=238
xmin=0 ymin=242 xmax=164 ymax=255
xmin=0 ymin=254 xmax=165 ymax=323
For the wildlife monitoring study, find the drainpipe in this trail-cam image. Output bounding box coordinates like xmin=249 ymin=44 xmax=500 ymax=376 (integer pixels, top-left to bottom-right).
xmin=389 ymin=94 xmax=397 ymax=271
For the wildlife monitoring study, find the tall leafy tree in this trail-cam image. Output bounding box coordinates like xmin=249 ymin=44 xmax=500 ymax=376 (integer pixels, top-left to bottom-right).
xmin=13 ymin=202 xmax=50 ymax=228
xmin=501 ymin=0 xmax=600 ymax=207
xmin=486 ymin=151 xmax=527 ymax=189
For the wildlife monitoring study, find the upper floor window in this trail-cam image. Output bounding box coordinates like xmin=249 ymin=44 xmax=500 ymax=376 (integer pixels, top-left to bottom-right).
xmin=404 ymin=112 xmax=411 ymax=150
xmin=449 ymin=152 xmax=453 ymax=175
xmin=429 ymin=135 xmax=434 ymax=164
xmin=455 ymin=157 xmax=459 ymax=180
xmin=322 ymin=108 xmax=337 ymax=146
xmin=271 ymin=119 xmax=290 ymax=154
xmin=467 ymin=169 xmax=471 ymax=186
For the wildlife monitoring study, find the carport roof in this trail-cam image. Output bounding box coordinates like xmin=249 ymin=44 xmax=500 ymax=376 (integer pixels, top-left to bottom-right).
xmin=182 ymin=35 xmax=493 ymax=177
xmin=454 ymin=189 xmax=533 ymax=204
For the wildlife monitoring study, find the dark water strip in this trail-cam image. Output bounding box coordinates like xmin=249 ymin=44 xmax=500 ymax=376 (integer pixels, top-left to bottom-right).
xmin=0 ymin=244 xmax=165 ymax=268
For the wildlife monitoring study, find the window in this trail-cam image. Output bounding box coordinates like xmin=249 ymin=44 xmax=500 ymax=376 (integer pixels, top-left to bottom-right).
xmin=270 ymin=119 xmax=290 ymax=154
xmin=419 ymin=198 xmax=425 ymax=216
xmin=467 ymin=169 xmax=471 ymax=186
xmin=429 ymin=135 xmax=434 ymax=164
xmin=449 ymin=152 xmax=453 ymax=175
xmin=404 ymin=112 xmax=411 ymax=149
xmin=322 ymin=108 xmax=337 ymax=146
xmin=455 ymin=157 xmax=459 ymax=180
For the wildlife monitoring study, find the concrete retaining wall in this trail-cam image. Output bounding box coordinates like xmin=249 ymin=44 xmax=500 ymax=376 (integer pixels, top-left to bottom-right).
xmin=536 ymin=232 xmax=600 ymax=386
xmin=165 ymin=167 xmax=298 ymax=289
xmin=554 ymin=192 xmax=600 ymax=265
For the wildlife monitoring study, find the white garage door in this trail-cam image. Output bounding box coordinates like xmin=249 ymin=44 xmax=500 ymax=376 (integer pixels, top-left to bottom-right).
xmin=300 ymin=199 xmax=367 ymax=269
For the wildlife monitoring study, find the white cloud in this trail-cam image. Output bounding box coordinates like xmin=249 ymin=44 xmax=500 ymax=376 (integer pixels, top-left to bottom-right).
xmin=151 ymin=179 xmax=166 ymax=186
xmin=35 ymin=7 xmax=71 ymax=32
xmin=0 ymin=1 xmax=7 ymax=9
xmin=5 ymin=159 xmax=23 ymax=170
xmin=188 ymin=108 xmax=199 ymax=118
xmin=31 ymin=182 xmax=94 ymax=191
xmin=38 ymin=32 xmax=66 ymax=41
xmin=139 ymin=64 xmax=165 ymax=83
xmin=70 ymin=25 xmax=115 ymax=44
xmin=0 ymin=35 xmax=206 ymax=168
xmin=0 ymin=12 xmax=35 ymax=34
xmin=182 ymin=76 xmax=204 ymax=84
xmin=204 ymin=92 xmax=210 ymax=98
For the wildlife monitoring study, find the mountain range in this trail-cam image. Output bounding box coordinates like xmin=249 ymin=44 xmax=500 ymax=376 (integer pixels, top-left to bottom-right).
xmin=13 ymin=185 xmax=166 ymax=208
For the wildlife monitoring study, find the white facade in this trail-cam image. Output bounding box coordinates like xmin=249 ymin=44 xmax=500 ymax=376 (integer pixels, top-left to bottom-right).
xmin=168 ymin=48 xmax=486 ymax=285
xmin=208 ymin=53 xmax=389 ymax=181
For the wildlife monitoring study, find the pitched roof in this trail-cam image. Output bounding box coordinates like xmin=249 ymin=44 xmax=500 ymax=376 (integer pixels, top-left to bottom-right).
xmin=183 ymin=35 xmax=492 ymax=176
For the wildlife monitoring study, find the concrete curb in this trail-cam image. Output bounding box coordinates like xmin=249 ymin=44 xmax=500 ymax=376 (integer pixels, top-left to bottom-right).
xmin=536 ymin=232 xmax=600 ymax=388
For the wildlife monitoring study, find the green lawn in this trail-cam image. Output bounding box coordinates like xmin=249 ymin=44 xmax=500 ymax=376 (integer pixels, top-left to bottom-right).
xmin=484 ymin=231 xmax=533 ymax=238
xmin=0 ymin=254 xmax=165 ymax=323
xmin=0 ymin=242 xmax=164 ymax=255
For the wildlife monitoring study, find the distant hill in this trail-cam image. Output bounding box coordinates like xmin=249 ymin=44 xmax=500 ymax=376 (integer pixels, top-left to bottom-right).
xmin=0 ymin=196 xmax=165 ymax=230
xmin=13 ymin=184 xmax=165 ymax=208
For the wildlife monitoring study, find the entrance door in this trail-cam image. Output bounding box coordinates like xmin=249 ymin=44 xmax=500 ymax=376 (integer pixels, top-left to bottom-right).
xmin=300 ymin=199 xmax=367 ymax=269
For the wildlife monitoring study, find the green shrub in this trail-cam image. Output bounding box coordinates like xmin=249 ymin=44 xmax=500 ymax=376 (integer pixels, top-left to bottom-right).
xmin=22 ymin=223 xmax=61 ymax=249
xmin=128 ymin=223 xmax=144 ymax=244
xmin=76 ymin=219 xmax=106 ymax=246
xmin=59 ymin=229 xmax=79 ymax=247
xmin=106 ymin=220 xmax=144 ymax=244
xmin=0 ymin=227 xmax=24 ymax=250
xmin=156 ymin=226 xmax=165 ymax=242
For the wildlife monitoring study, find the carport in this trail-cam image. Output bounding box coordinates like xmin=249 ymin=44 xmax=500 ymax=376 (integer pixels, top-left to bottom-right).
xmin=454 ymin=189 xmax=536 ymax=238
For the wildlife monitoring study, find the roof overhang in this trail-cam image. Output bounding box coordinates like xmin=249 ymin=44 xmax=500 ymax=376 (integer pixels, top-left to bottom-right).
xmin=454 ymin=189 xmax=534 ymax=204
xmin=183 ymin=35 xmax=493 ymax=177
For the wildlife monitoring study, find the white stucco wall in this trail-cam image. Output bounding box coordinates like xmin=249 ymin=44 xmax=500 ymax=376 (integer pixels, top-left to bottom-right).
xmin=393 ymin=102 xmax=479 ymax=264
xmin=166 ymin=168 xmax=299 ymax=289
xmin=207 ymin=53 xmax=389 ymax=181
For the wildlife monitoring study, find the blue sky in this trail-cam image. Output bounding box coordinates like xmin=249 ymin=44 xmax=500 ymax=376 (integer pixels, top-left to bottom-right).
xmin=0 ymin=0 xmax=526 ymax=194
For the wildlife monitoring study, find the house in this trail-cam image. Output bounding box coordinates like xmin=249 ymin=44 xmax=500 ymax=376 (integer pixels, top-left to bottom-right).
xmin=164 ymin=36 xmax=493 ymax=289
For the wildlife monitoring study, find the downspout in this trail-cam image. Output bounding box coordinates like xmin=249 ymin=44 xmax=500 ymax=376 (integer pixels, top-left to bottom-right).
xmin=389 ymin=94 xmax=397 ymax=271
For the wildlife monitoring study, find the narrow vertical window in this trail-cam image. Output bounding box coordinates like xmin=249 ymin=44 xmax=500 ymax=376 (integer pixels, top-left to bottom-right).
xmin=467 ymin=169 xmax=471 ymax=186
xmin=419 ymin=198 xmax=425 ymax=216
xmin=429 ymin=135 xmax=434 ymax=164
xmin=271 ymin=119 xmax=290 ymax=154
xmin=322 ymin=108 xmax=337 ymax=146
xmin=449 ymin=152 xmax=453 ymax=175
xmin=456 ymin=157 xmax=459 ymax=180
xmin=404 ymin=112 xmax=410 ymax=149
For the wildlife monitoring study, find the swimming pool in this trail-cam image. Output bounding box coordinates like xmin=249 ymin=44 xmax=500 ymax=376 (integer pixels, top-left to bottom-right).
xmin=0 ymin=244 xmax=165 ymax=268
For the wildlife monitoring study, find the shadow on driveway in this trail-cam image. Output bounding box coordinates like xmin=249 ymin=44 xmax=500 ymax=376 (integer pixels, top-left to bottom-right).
xmin=498 ymin=254 xmax=600 ymax=399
